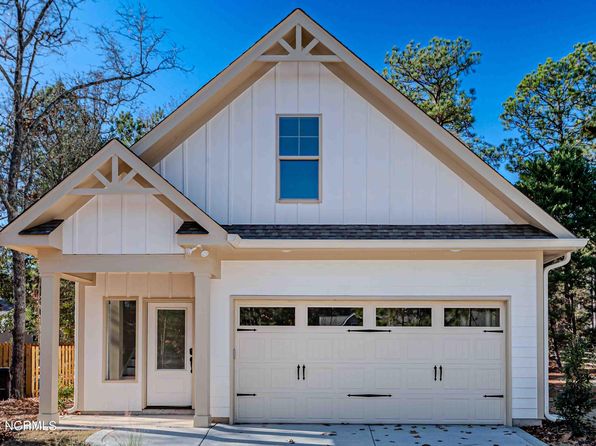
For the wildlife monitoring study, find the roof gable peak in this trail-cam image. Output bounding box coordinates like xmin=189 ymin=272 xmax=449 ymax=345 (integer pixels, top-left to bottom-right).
xmin=128 ymin=9 xmax=574 ymax=239
xmin=0 ymin=140 xmax=227 ymax=253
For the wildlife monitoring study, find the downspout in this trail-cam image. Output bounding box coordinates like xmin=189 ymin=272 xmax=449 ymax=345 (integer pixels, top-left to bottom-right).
xmin=543 ymin=252 xmax=571 ymax=421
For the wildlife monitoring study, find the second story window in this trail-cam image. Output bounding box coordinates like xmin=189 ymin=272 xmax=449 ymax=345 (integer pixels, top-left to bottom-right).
xmin=278 ymin=116 xmax=320 ymax=201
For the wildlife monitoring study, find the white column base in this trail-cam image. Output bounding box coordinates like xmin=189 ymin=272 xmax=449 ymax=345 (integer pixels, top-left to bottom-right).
xmin=193 ymin=415 xmax=212 ymax=428
xmin=38 ymin=412 xmax=60 ymax=424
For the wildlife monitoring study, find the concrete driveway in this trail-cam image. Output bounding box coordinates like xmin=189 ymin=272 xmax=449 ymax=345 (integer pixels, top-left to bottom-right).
xmin=67 ymin=416 xmax=547 ymax=446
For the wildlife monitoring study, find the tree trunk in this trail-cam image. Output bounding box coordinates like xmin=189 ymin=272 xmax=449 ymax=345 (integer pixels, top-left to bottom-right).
xmin=549 ymin=318 xmax=564 ymax=370
xmin=10 ymin=250 xmax=27 ymax=398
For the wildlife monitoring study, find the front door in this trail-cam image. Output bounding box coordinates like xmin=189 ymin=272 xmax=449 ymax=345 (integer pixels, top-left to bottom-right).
xmin=147 ymin=302 xmax=192 ymax=407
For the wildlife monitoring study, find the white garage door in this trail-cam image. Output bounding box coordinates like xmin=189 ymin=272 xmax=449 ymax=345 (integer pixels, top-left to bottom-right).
xmin=234 ymin=300 xmax=506 ymax=424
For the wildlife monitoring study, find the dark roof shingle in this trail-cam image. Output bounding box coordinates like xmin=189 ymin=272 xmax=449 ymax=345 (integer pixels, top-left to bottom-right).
xmin=221 ymin=224 xmax=554 ymax=240
xmin=19 ymin=219 xmax=64 ymax=235
xmin=176 ymin=221 xmax=209 ymax=235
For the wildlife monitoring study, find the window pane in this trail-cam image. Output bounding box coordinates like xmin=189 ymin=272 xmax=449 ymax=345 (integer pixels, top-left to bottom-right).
xmin=470 ymin=308 xmax=500 ymax=327
xmin=376 ymin=308 xmax=432 ymax=327
xmin=279 ymin=117 xmax=299 ymax=136
xmin=299 ymin=117 xmax=319 ymax=137
xmin=308 ymin=307 xmax=363 ymax=326
xmin=279 ymin=160 xmax=319 ymax=199
xmin=444 ymin=308 xmax=469 ymax=327
xmin=240 ymin=307 xmax=295 ymax=326
xmin=157 ymin=309 xmax=186 ymax=370
xmin=106 ymin=300 xmax=136 ymax=380
xmin=279 ymin=136 xmax=299 ymax=156
xmin=444 ymin=308 xmax=500 ymax=327
xmin=299 ymin=137 xmax=319 ymax=156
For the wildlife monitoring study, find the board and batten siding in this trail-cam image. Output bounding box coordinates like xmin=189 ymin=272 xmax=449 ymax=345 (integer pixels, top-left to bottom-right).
xmin=155 ymin=62 xmax=512 ymax=225
xmin=210 ymin=259 xmax=539 ymax=420
xmin=62 ymin=193 xmax=184 ymax=254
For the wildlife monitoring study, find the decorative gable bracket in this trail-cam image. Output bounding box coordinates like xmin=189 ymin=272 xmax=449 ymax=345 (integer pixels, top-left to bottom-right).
xmin=257 ymin=24 xmax=341 ymax=63
xmin=70 ymin=155 xmax=158 ymax=195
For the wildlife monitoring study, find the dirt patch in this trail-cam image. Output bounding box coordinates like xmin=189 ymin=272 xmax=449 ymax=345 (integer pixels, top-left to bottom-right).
xmin=2 ymin=429 xmax=94 ymax=445
xmin=0 ymin=398 xmax=39 ymax=424
xmin=0 ymin=398 xmax=40 ymax=443
xmin=523 ymin=420 xmax=595 ymax=446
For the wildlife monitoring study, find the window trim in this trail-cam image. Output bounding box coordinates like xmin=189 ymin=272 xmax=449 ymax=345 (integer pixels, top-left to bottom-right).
xmin=276 ymin=114 xmax=322 ymax=203
xmin=102 ymin=296 xmax=139 ymax=383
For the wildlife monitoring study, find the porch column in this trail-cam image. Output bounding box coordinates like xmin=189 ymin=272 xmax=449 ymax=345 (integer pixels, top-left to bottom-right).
xmin=193 ymin=272 xmax=211 ymax=427
xmin=38 ymin=273 xmax=60 ymax=423
xmin=73 ymin=282 xmax=86 ymax=411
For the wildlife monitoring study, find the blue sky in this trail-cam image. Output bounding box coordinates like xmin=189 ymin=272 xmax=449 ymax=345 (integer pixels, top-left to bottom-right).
xmin=57 ymin=0 xmax=594 ymax=152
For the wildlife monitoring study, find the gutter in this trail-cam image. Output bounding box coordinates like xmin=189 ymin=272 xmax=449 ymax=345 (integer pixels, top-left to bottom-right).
xmin=227 ymin=234 xmax=587 ymax=251
xmin=543 ymin=252 xmax=571 ymax=422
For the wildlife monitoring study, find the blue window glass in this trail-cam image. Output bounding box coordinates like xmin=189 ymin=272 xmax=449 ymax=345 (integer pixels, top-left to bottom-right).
xmin=299 ymin=137 xmax=319 ymax=156
xmin=279 ymin=137 xmax=299 ymax=156
xmin=278 ymin=116 xmax=320 ymax=200
xmin=279 ymin=160 xmax=319 ymax=200
xmin=279 ymin=117 xmax=299 ymax=137
xmin=299 ymin=117 xmax=319 ymax=137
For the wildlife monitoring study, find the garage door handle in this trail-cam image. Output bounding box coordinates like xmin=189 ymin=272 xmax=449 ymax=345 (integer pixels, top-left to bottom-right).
xmin=347 ymin=394 xmax=392 ymax=397
xmin=439 ymin=365 xmax=443 ymax=381
xmin=434 ymin=365 xmax=437 ymax=381
xmin=237 ymin=393 xmax=256 ymax=397
xmin=302 ymin=364 xmax=306 ymax=380
xmin=297 ymin=364 xmax=300 ymax=380
xmin=483 ymin=329 xmax=503 ymax=333
xmin=483 ymin=394 xmax=504 ymax=398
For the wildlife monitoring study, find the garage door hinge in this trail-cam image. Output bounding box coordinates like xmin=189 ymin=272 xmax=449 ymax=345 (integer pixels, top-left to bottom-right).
xmin=347 ymin=394 xmax=392 ymax=397
xmin=483 ymin=330 xmax=504 ymax=333
xmin=483 ymin=394 xmax=504 ymax=398
xmin=236 ymin=393 xmax=256 ymax=397
xmin=347 ymin=329 xmax=392 ymax=333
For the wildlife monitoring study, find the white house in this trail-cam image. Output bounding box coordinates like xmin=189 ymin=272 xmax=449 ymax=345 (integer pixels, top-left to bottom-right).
xmin=0 ymin=9 xmax=586 ymax=428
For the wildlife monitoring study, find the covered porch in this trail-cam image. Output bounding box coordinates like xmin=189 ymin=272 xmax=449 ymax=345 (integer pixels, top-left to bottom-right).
xmin=36 ymin=251 xmax=217 ymax=428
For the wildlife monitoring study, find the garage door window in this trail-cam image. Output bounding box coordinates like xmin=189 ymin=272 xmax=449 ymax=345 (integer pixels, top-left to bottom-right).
xmin=376 ymin=307 xmax=432 ymax=327
xmin=308 ymin=307 xmax=363 ymax=326
xmin=239 ymin=307 xmax=295 ymax=326
xmin=444 ymin=308 xmax=500 ymax=327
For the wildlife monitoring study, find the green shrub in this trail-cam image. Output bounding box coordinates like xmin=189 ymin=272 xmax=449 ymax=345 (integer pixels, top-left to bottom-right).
xmin=58 ymin=384 xmax=74 ymax=412
xmin=555 ymin=337 xmax=594 ymax=435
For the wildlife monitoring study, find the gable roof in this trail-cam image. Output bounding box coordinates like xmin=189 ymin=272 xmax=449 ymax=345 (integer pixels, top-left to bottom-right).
xmin=130 ymin=9 xmax=576 ymax=239
xmin=0 ymin=140 xmax=227 ymax=253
